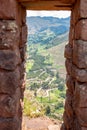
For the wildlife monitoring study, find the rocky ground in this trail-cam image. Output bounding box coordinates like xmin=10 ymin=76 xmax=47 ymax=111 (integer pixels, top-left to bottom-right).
xmin=22 ymin=116 xmax=61 ymax=130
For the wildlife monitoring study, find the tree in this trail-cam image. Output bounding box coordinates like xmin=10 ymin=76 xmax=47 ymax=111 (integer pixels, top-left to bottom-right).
xmin=58 ymin=83 xmax=65 ymax=91
xmin=30 ymin=83 xmax=39 ymax=90
xmin=45 ymin=106 xmax=51 ymax=115
xmin=56 ymin=72 xmax=59 ymax=79
xmin=55 ymin=101 xmax=63 ymax=109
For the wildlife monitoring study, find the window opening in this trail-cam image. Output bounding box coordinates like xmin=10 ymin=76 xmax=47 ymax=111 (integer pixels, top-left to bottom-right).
xmin=24 ymin=10 xmax=71 ymax=129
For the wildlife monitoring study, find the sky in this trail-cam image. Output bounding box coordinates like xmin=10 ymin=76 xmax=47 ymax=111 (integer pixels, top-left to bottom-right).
xmin=27 ymin=11 xmax=71 ymax=18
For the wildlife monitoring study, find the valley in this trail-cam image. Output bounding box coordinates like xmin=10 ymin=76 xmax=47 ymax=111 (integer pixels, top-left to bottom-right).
xmin=24 ymin=16 xmax=70 ymax=121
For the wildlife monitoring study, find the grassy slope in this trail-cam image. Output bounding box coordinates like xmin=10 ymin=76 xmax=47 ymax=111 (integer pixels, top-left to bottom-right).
xmin=25 ymin=17 xmax=69 ymax=120
xmin=38 ymin=31 xmax=68 ymax=79
xmin=25 ymin=39 xmax=67 ymax=120
xmin=47 ymin=41 xmax=67 ymax=79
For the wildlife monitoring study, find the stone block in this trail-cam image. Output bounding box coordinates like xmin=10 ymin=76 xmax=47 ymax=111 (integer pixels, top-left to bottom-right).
xmin=72 ymin=0 xmax=87 ymax=25
xmin=74 ymin=81 xmax=87 ymax=108
xmin=75 ymin=19 xmax=87 ymax=41
xmin=0 ymin=117 xmax=20 ymax=130
xmin=16 ymin=5 xmax=26 ymax=26
xmin=64 ymin=103 xmax=73 ymax=123
xmin=72 ymin=81 xmax=87 ymax=127
xmin=0 ymin=68 xmax=20 ymax=94
xmin=66 ymin=75 xmax=75 ymax=94
xmin=75 ymin=108 xmax=87 ymax=127
xmin=0 ymin=20 xmax=20 ymax=50
xmin=65 ymin=90 xmax=73 ymax=118
xmin=82 ymin=127 xmax=87 ymax=130
xmin=66 ymin=90 xmax=73 ymax=105
xmin=63 ymin=111 xmax=73 ymax=129
xmin=19 ymin=25 xmax=27 ymax=48
xmin=18 ymin=103 xmax=22 ymax=119
xmin=73 ymin=118 xmax=81 ymax=130
xmin=79 ymin=0 xmax=87 ymax=18
xmin=64 ymin=44 xmax=72 ymax=59
xmin=61 ymin=123 xmax=66 ymax=130
xmin=0 ymin=0 xmax=17 ymax=19
xmin=72 ymin=65 xmax=87 ymax=82
xmin=20 ymin=62 xmax=26 ymax=79
xmin=0 ymin=50 xmax=21 ymax=70
xmin=21 ymin=7 xmax=26 ymax=24
xmin=73 ymin=40 xmax=87 ymax=68
xmin=69 ymin=25 xmax=74 ymax=47
xmin=65 ymin=59 xmax=72 ymax=75
xmin=0 ymin=88 xmax=21 ymax=118
xmin=16 ymin=4 xmax=23 ymax=26
xmin=71 ymin=0 xmax=79 ymax=25
xmin=20 ymin=45 xmax=26 ymax=62
xmin=22 ymin=25 xmax=27 ymax=44
xmin=16 ymin=5 xmax=22 ymax=26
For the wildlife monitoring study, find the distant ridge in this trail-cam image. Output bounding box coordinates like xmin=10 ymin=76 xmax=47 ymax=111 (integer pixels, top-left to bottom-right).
xmin=27 ymin=16 xmax=70 ymax=45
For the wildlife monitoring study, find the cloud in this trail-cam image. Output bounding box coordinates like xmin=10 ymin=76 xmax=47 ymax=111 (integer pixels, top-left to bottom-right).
xmin=27 ymin=11 xmax=71 ymax=18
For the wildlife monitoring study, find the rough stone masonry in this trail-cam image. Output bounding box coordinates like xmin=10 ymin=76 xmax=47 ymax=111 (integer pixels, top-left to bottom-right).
xmin=0 ymin=0 xmax=87 ymax=130
xmin=0 ymin=0 xmax=27 ymax=129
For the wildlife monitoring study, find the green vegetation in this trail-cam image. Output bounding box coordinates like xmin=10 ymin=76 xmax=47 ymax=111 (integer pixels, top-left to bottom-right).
xmin=24 ymin=16 xmax=70 ymax=121
xmin=24 ymin=86 xmax=65 ymax=120
xmin=25 ymin=43 xmax=66 ymax=120
xmin=27 ymin=16 xmax=70 ymax=48
xmin=24 ymin=96 xmax=45 ymax=118
xmin=45 ymin=106 xmax=51 ymax=115
xmin=36 ymin=88 xmax=66 ymax=120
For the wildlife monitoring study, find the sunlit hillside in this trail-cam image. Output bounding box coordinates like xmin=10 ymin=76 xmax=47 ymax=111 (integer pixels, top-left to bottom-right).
xmin=24 ymin=16 xmax=70 ymax=121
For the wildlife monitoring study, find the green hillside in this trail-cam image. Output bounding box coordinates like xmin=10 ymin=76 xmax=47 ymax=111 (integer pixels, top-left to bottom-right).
xmin=27 ymin=16 xmax=70 ymax=47
xmin=24 ymin=16 xmax=70 ymax=120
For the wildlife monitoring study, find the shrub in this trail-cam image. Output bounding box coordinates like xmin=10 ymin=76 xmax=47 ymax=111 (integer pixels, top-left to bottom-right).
xmin=58 ymin=83 xmax=65 ymax=91
xmin=23 ymin=98 xmax=45 ymax=118
xmin=45 ymin=105 xmax=51 ymax=115
xmin=55 ymin=101 xmax=63 ymax=109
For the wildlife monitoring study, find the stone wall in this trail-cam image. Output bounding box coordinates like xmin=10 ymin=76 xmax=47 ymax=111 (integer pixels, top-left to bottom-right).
xmin=0 ymin=0 xmax=87 ymax=130
xmin=0 ymin=0 xmax=27 ymax=130
xmin=61 ymin=0 xmax=87 ymax=130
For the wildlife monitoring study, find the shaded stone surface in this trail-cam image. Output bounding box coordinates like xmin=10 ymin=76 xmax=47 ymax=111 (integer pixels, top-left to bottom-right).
xmin=62 ymin=0 xmax=87 ymax=130
xmin=72 ymin=65 xmax=87 ymax=82
xmin=0 ymin=68 xmax=20 ymax=94
xmin=75 ymin=19 xmax=87 ymax=41
xmin=66 ymin=75 xmax=75 ymax=94
xmin=65 ymin=59 xmax=72 ymax=75
xmin=82 ymin=127 xmax=87 ymax=130
xmin=73 ymin=40 xmax=87 ymax=68
xmin=0 ymin=0 xmax=17 ymax=19
xmin=0 ymin=0 xmax=87 ymax=130
xmin=79 ymin=0 xmax=87 ymax=18
xmin=0 ymin=50 xmax=21 ymax=70
xmin=21 ymin=25 xmax=27 ymax=44
xmin=0 ymin=0 xmax=26 ymax=129
xmin=0 ymin=117 xmax=21 ymax=130
xmin=74 ymin=82 xmax=87 ymax=107
xmin=0 ymin=88 xmax=21 ymax=118
xmin=76 ymin=108 xmax=87 ymax=127
xmin=0 ymin=20 xmax=20 ymax=49
xmin=64 ymin=44 xmax=72 ymax=59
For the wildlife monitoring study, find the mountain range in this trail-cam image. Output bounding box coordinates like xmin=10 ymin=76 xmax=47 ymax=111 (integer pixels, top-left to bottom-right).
xmin=27 ymin=16 xmax=70 ymax=46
